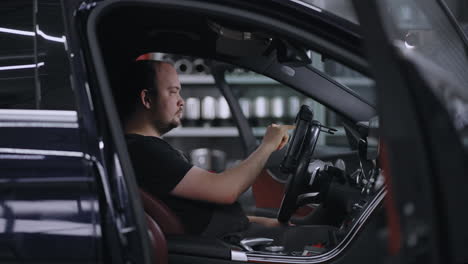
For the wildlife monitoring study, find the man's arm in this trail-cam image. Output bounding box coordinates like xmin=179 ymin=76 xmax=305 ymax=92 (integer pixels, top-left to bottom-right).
xmin=171 ymin=124 xmax=293 ymax=204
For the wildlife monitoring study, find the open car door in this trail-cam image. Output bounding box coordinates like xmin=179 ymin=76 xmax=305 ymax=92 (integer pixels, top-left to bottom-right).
xmin=354 ymin=0 xmax=468 ymax=263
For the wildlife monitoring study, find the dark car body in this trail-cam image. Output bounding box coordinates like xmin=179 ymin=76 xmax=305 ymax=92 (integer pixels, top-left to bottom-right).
xmin=1 ymin=0 xmax=467 ymax=264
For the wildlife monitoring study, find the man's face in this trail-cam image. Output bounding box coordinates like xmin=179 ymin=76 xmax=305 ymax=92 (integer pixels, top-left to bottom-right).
xmin=150 ymin=63 xmax=184 ymax=135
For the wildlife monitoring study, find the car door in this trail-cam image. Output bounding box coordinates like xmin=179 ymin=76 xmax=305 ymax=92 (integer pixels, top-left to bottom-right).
xmin=0 ymin=1 xmax=153 ymax=263
xmin=353 ymin=0 xmax=468 ymax=262
xmin=61 ymin=1 xmax=155 ymax=263
xmin=0 ymin=1 xmax=100 ymax=262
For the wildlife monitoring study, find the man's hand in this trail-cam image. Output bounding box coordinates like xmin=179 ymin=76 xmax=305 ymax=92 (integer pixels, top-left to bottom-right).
xmin=261 ymin=124 xmax=295 ymax=152
xmin=247 ymin=216 xmax=294 ymax=227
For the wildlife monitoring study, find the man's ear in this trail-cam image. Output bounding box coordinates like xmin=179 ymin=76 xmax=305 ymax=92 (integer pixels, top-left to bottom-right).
xmin=140 ymin=89 xmax=152 ymax=110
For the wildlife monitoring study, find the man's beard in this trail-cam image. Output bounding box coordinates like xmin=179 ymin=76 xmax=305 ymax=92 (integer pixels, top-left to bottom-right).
xmin=153 ymin=119 xmax=180 ymax=135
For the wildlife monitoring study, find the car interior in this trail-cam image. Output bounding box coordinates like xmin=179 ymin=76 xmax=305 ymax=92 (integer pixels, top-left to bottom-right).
xmin=85 ymin=2 xmax=387 ymax=263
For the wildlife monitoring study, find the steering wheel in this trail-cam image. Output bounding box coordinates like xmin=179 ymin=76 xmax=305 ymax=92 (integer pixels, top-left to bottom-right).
xmin=277 ymin=105 xmax=322 ymax=223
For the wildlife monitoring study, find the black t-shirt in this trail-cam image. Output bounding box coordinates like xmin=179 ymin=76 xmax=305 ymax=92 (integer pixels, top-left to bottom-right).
xmin=125 ymin=134 xmax=249 ymax=236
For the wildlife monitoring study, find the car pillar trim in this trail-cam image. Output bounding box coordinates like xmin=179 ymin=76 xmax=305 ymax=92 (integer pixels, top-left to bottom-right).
xmin=0 ymin=148 xmax=84 ymax=158
xmin=0 ymin=122 xmax=78 ymax=128
xmin=0 ymin=109 xmax=78 ymax=123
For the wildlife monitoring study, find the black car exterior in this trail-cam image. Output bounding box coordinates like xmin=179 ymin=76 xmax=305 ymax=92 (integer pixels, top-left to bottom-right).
xmin=1 ymin=1 xmax=150 ymax=263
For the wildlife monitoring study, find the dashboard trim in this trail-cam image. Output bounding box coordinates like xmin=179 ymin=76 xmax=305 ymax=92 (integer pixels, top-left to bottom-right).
xmin=246 ymin=187 xmax=386 ymax=263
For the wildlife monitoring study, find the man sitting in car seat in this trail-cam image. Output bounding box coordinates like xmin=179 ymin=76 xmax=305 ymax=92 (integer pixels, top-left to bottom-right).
xmin=119 ymin=60 xmax=293 ymax=239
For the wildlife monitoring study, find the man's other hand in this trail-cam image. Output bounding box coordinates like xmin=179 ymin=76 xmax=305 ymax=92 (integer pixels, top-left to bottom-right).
xmin=247 ymin=216 xmax=294 ymax=227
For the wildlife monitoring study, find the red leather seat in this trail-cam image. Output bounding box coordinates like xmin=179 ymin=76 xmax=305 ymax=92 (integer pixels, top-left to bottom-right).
xmin=145 ymin=213 xmax=168 ymax=264
xmin=140 ymin=189 xmax=185 ymax=235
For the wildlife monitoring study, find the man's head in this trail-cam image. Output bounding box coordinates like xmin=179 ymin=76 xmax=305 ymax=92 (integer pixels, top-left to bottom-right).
xmin=120 ymin=60 xmax=184 ymax=135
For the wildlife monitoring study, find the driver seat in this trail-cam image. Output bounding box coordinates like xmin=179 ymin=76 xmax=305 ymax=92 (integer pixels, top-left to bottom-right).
xmin=145 ymin=213 xmax=168 ymax=264
xmin=140 ymin=189 xmax=185 ymax=235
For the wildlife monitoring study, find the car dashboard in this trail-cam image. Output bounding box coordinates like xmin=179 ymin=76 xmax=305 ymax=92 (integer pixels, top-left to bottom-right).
xmin=167 ymin=109 xmax=385 ymax=263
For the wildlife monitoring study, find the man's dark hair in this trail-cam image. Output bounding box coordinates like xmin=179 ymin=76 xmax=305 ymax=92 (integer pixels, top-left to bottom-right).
xmin=117 ymin=60 xmax=160 ymax=122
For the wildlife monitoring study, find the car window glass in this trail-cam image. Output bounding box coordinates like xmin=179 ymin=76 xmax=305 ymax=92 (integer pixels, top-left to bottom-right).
xmin=163 ymin=55 xmax=247 ymax=168
xmin=223 ymin=67 xmax=347 ymax=148
xmin=0 ymin=1 xmax=35 ymax=109
xmin=36 ymin=1 xmax=75 ymax=110
xmin=158 ymin=56 xmax=350 ymax=175
xmin=0 ymin=1 xmax=75 ymax=110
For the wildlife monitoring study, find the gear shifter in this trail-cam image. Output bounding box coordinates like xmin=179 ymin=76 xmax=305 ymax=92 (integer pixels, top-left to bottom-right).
xmin=239 ymin=238 xmax=274 ymax=251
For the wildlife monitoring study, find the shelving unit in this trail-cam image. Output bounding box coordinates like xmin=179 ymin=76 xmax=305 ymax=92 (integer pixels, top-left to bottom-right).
xmin=164 ymin=127 xmax=265 ymax=137
xmin=179 ymin=74 xmax=374 ymax=87
xmin=164 ymin=126 xmax=346 ymax=138
xmin=178 ymin=74 xmax=370 ymax=145
xmin=176 ymin=73 xmax=355 ymax=145
xmin=168 ymin=53 xmax=372 ymax=163
xmin=179 ymin=75 xmax=279 ymax=85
